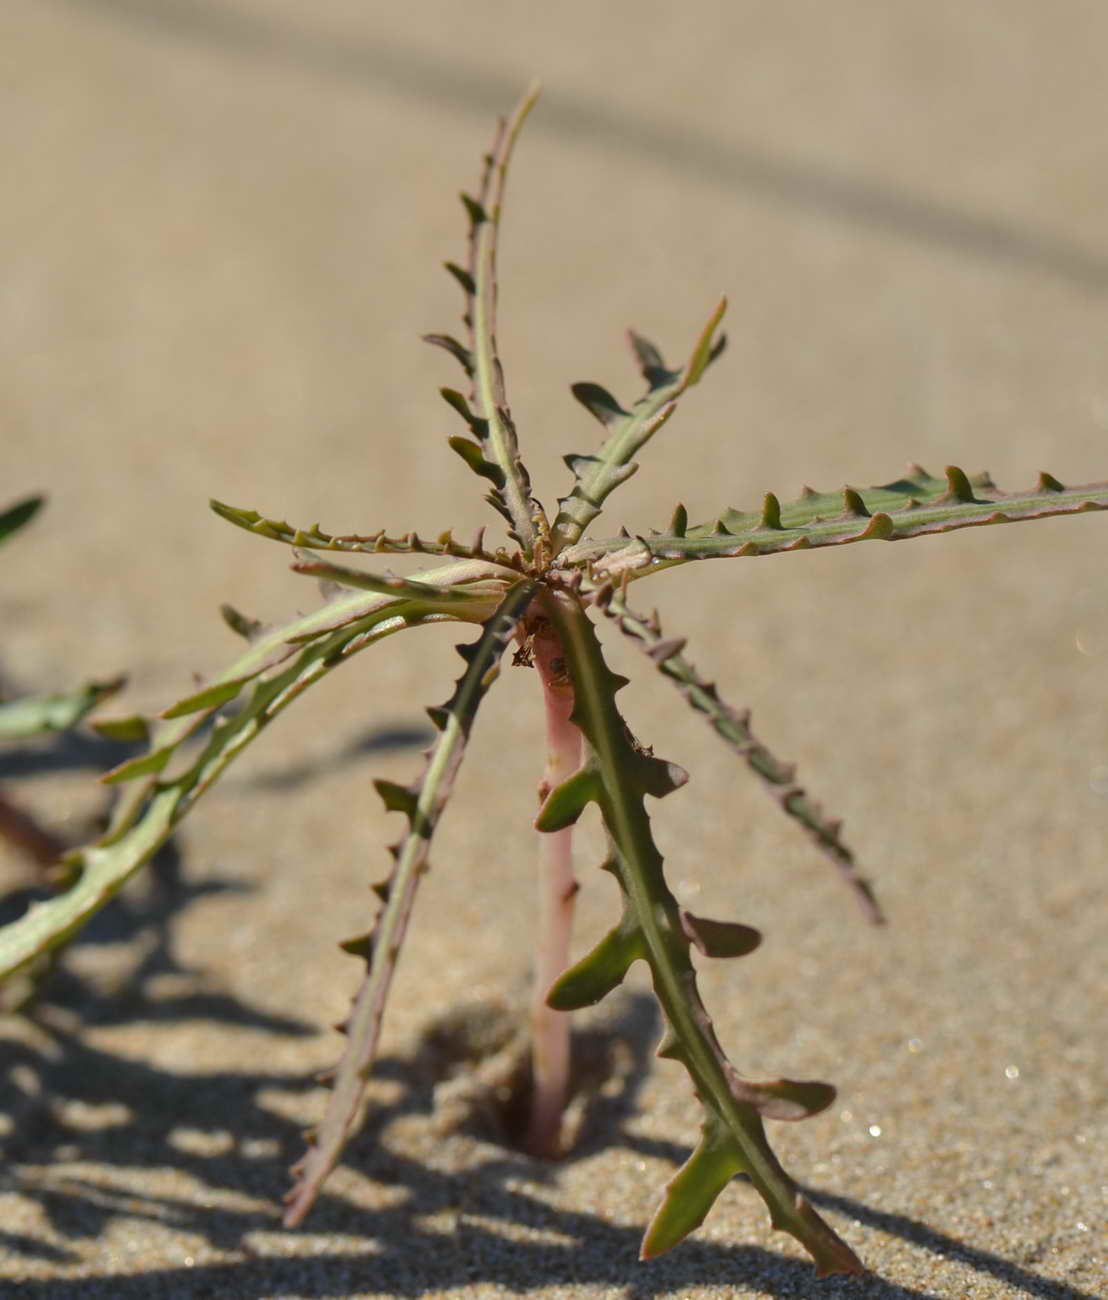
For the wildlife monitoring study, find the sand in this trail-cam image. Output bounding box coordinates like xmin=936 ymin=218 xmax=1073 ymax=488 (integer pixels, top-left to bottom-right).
xmin=2 ymin=2 xmax=1105 ymax=1296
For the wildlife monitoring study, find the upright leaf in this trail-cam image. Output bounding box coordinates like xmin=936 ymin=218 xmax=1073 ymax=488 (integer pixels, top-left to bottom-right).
xmin=548 ymin=300 xmax=727 ymax=554
xmin=428 ymin=86 xmax=545 ymax=558
xmin=283 ymin=580 xmax=536 ymax=1226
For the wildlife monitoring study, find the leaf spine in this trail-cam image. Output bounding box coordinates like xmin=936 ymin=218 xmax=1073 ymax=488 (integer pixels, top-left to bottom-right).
xmin=760 ymin=493 xmax=783 ymax=529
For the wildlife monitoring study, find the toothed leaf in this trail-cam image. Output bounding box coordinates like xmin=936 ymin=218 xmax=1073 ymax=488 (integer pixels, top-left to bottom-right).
xmin=209 ymin=499 xmax=504 ymax=565
xmin=0 ymin=584 xmax=474 ymax=979
xmin=550 ymin=298 xmax=727 ymax=554
xmin=542 ymin=592 xmax=862 ymax=1275
xmin=283 ymin=581 xmax=536 ymax=1228
xmin=431 ymin=86 xmax=545 ymax=559
xmin=595 ymin=586 xmax=883 ymax=924
xmin=564 ymin=467 xmax=1108 ymax=578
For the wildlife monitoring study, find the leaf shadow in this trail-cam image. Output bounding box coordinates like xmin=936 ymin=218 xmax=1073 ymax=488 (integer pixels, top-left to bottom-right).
xmin=3 ymin=976 xmax=1099 ymax=1299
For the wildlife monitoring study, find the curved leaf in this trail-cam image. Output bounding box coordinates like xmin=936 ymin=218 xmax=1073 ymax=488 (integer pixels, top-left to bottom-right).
xmin=542 ymin=591 xmax=862 ymax=1275
xmin=549 ymin=299 xmax=727 ymax=555
xmin=594 ymin=585 xmax=882 ymax=923
xmin=0 ymin=578 xmax=499 ymax=981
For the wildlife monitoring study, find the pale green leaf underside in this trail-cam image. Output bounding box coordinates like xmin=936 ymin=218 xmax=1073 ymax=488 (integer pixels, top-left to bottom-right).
xmin=0 ymin=568 xmax=506 ymax=980
xmin=283 ymin=580 xmax=536 ymax=1227
xmin=562 ymin=467 xmax=1108 ymax=578
xmin=549 ymin=299 xmax=727 ymax=555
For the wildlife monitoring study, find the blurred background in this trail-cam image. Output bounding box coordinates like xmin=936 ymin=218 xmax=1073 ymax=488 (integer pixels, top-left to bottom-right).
xmin=2 ymin=2 xmax=1106 ymax=1292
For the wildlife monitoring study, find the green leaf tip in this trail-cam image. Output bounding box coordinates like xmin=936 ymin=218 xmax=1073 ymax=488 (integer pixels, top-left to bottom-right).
xmin=0 ymin=494 xmax=45 ymax=546
xmin=534 ymin=766 xmax=601 ymax=832
xmin=549 ymin=298 xmax=728 ymax=554
xmin=640 ymin=1123 xmax=743 ymax=1259
xmin=161 ymin=677 xmax=248 ymax=719
xmin=546 ymin=914 xmax=644 ymax=1010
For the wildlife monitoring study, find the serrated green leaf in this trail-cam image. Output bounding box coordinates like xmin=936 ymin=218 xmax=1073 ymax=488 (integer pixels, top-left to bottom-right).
xmin=283 ymin=580 xmax=536 ymax=1228
xmin=0 ymin=581 xmax=482 ymax=981
xmin=210 ymin=499 xmax=510 ymax=567
xmin=542 ymin=590 xmax=861 ymax=1274
xmin=595 ymin=586 xmax=882 ymax=923
xmin=550 ymin=298 xmax=727 ymax=554
xmin=432 ymin=85 xmax=545 ymax=557
xmin=563 ymin=467 xmax=1108 ymax=579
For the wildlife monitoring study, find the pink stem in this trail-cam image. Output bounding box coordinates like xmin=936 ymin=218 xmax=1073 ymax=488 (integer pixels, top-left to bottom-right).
xmin=526 ymin=619 xmax=582 ymax=1158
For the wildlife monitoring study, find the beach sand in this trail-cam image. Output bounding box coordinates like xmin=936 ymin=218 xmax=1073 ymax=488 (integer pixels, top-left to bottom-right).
xmin=2 ymin=3 xmax=1105 ymax=1295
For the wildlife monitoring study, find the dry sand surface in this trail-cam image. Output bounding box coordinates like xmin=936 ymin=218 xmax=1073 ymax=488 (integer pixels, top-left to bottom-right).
xmin=2 ymin=2 xmax=1106 ymax=1296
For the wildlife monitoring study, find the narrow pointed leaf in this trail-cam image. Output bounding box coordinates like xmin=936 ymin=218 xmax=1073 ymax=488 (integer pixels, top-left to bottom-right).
xmin=161 ymin=677 xmax=251 ymax=719
xmin=571 ymin=381 xmax=630 ymax=428
xmin=641 ymin=1120 xmax=744 ymax=1258
xmin=283 ymin=580 xmax=536 ymax=1227
xmin=0 ymin=586 xmax=478 ymax=980
xmin=562 ymin=467 xmax=1108 ymax=578
xmin=542 ymin=591 xmax=862 ymax=1275
xmin=545 ymin=915 xmax=645 ymax=1011
xmin=550 ymin=298 xmax=727 ymax=554
xmin=432 ymin=86 xmax=545 ymax=557
xmin=594 ymin=584 xmax=882 ymax=922
xmin=0 ymin=495 xmax=44 ymax=546
xmin=290 ymin=555 xmax=496 ymax=607
xmin=209 ymin=499 xmax=512 ymax=567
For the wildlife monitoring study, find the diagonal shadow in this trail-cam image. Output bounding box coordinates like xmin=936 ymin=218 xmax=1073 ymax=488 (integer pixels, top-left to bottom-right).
xmin=50 ymin=0 xmax=1108 ymax=294
xmin=3 ymin=978 xmax=1099 ymax=1300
